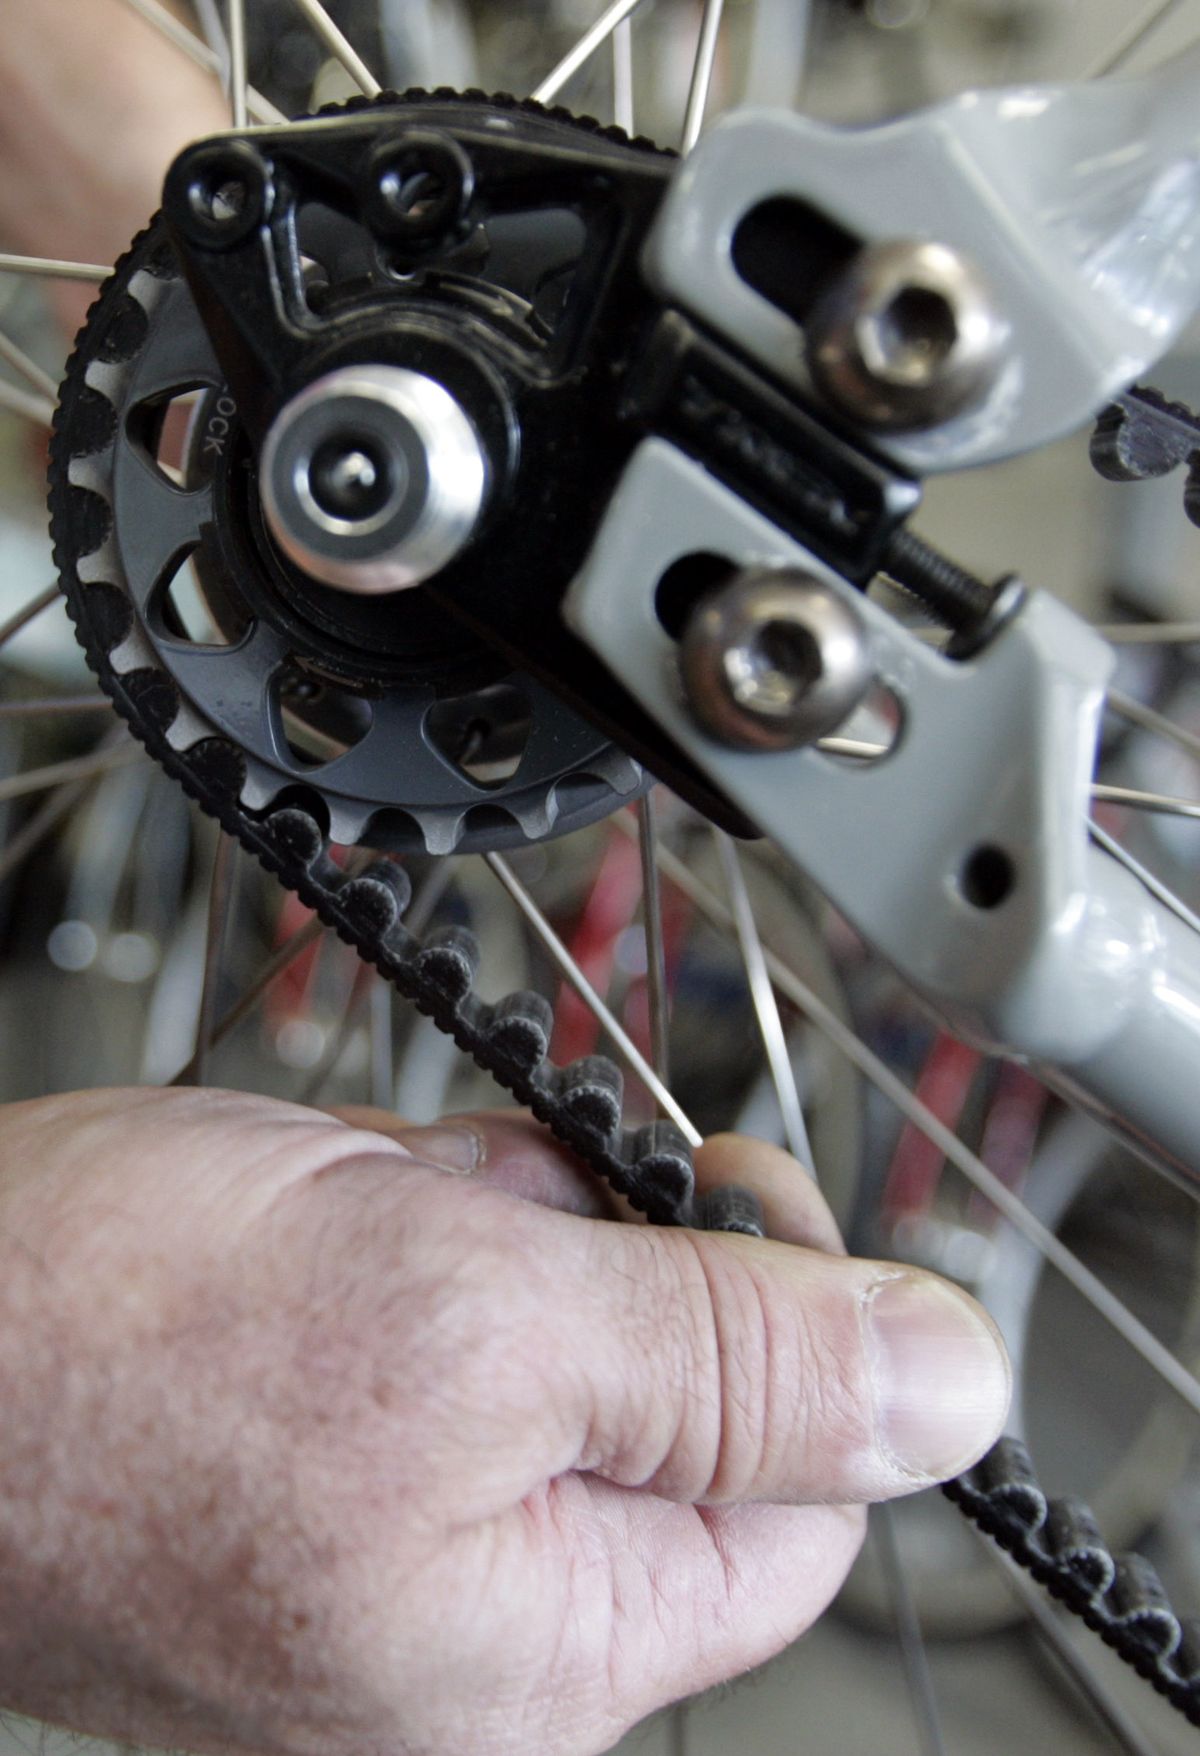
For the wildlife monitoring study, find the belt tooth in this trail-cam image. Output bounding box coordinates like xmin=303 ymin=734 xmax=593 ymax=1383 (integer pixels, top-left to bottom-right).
xmin=963 ymin=1437 xmax=1048 ymax=1535
xmin=482 ymin=990 xmax=553 ymax=1076
xmin=262 ymin=804 xmax=326 ymax=872
xmin=1043 ymin=1498 xmax=1115 ymax=1599
xmin=555 ymin=1056 xmax=623 ymax=1144
xmin=413 ymin=925 xmax=481 ymax=1008
xmin=1106 ymin=1554 xmax=1182 ymax=1660
xmin=337 ymin=859 xmax=413 ymax=938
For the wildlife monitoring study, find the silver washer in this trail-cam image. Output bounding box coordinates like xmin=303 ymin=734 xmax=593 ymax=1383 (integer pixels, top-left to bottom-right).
xmin=260 ymin=364 xmax=487 ymax=595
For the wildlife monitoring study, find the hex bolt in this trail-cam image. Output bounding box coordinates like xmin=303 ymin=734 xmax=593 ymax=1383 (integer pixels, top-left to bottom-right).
xmin=807 ymin=238 xmax=1010 ymax=432
xmin=679 ymin=567 xmax=872 ymax=752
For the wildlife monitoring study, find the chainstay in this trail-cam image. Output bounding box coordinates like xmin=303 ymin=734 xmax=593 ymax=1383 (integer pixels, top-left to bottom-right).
xmin=46 ymin=95 xmax=1200 ymax=1729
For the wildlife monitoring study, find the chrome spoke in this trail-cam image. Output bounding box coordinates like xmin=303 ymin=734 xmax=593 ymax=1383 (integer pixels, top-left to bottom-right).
xmin=0 ymin=730 xmax=127 ymax=885
xmin=874 ymin=1506 xmax=946 ymax=1756
xmin=0 ymin=331 xmax=58 ymax=403
xmin=167 ymin=913 xmax=326 ymax=1086
xmin=973 ymin=1532 xmax=1160 ymax=1756
xmin=1085 ymin=0 xmax=1189 ymax=77
xmin=1107 ymin=686 xmax=1200 ymax=762
xmin=0 ymin=696 xmax=111 ymax=720
xmin=681 ymin=0 xmax=727 ymax=153
xmin=613 ymin=14 xmax=634 ymax=134
xmin=1090 ymin=821 xmax=1200 ymax=939
xmin=0 ymin=742 xmax=141 ymax=804
xmin=0 ymin=585 xmax=60 ymax=651
xmin=628 ymin=822 xmax=1200 ymax=1418
xmin=533 ymin=0 xmax=651 ymax=106
xmin=370 ymin=975 xmax=394 ymax=1109
xmin=637 ymin=795 xmax=671 ymax=1092
xmin=1092 ymin=782 xmax=1200 ymax=820
xmin=285 ymin=0 xmax=381 ymax=98
xmin=227 ymin=0 xmax=249 ymax=129
xmin=118 ymin=0 xmax=287 ymax=123
xmin=186 ymin=831 xmax=238 ymax=1087
xmin=0 ymin=381 xmax=55 ymax=429
xmin=484 ymin=850 xmax=701 ymax=1145
xmin=0 ymin=252 xmax=109 ymax=282
xmin=1095 ymin=620 xmax=1200 ymax=645
xmin=714 ymin=830 xmax=813 ymax=1168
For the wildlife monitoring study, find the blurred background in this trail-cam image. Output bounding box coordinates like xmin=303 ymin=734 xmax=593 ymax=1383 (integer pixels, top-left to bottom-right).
xmin=2 ymin=1 xmax=1200 ymax=1751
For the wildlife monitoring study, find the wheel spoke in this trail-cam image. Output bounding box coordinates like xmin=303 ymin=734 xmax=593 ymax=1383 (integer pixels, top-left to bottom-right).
xmin=117 ymin=0 xmax=287 ymax=124
xmin=681 ymin=0 xmax=727 ymax=153
xmin=972 ymin=1529 xmax=1161 ymax=1756
xmin=0 ymin=585 xmax=60 ymax=651
xmin=1095 ymin=621 xmax=1200 ymax=645
xmin=532 ymin=0 xmax=652 ymax=106
xmin=370 ymin=974 xmax=394 ymax=1109
xmin=0 ymin=730 xmax=128 ymax=885
xmin=0 ymin=696 xmax=112 ymax=720
xmin=484 ymin=850 xmax=701 ymax=1145
xmin=874 ymin=1505 xmax=946 ymax=1756
xmin=713 ymin=829 xmax=813 ymax=1168
xmin=1084 ymin=0 xmax=1189 ymax=77
xmin=0 ymin=380 xmax=55 ymax=429
xmin=636 ymin=795 xmax=671 ymax=1091
xmin=284 ymin=0 xmax=381 ymax=98
xmin=1092 ymin=782 xmax=1200 ymax=820
xmin=167 ymin=913 xmax=326 ymax=1086
xmin=227 ymin=0 xmax=249 ymax=129
xmin=1089 ymin=821 xmax=1200 ymax=937
xmin=0 ymin=252 xmax=110 ymax=283
xmin=0 ymin=331 xmax=58 ymax=403
xmin=0 ymin=742 xmax=141 ymax=804
xmin=627 ymin=820 xmax=1200 ymax=1418
xmin=184 ymin=831 xmax=238 ymax=1087
xmin=1106 ymin=686 xmax=1200 ymax=763
xmin=612 ymin=15 xmax=634 ymax=134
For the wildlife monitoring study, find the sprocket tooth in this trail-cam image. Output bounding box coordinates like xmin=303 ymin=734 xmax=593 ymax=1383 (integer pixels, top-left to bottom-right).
xmin=554 ymin=1056 xmax=623 ymax=1143
xmin=122 ymin=667 xmax=180 ymax=737
xmin=963 ymin=1437 xmax=1048 ymax=1535
xmin=187 ymin=737 xmax=248 ymax=810
xmin=78 ymin=581 xmax=133 ymax=655
xmin=413 ymin=925 xmax=481 ymax=1007
xmin=95 ymin=291 xmax=151 ymax=364
xmin=1043 ymin=1498 xmax=1115 ymax=1599
xmin=337 ymin=860 xmax=412 ymax=938
xmin=482 ymin=990 xmax=553 ymax=1075
xmin=261 ymin=805 xmax=326 ymax=872
xmin=624 ymin=1120 xmax=695 ymax=1223
xmin=1107 ymin=1555 xmax=1183 ymax=1660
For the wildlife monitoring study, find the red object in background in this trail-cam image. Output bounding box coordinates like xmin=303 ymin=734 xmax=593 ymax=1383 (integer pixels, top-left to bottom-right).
xmin=882 ymin=1032 xmax=982 ymax=1223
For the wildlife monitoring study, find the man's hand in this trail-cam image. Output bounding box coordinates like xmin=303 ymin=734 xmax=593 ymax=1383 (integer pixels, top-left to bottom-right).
xmin=0 ymin=1088 xmax=1009 ymax=1756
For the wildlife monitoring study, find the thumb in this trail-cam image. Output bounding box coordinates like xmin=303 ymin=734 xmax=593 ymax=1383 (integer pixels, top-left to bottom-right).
xmin=563 ymin=1220 xmax=1010 ymax=1506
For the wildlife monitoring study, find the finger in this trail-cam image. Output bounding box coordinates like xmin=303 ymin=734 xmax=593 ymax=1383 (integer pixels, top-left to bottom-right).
xmin=696 ymin=1133 xmax=844 ymax=1253
xmin=551 ymin=1219 xmax=1011 ymax=1507
xmin=327 ymin=1106 xmax=621 ymax=1218
xmin=581 ymin=1481 xmax=865 ymax=1719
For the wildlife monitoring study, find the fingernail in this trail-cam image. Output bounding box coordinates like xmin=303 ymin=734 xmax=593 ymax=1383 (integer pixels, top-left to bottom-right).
xmin=864 ymin=1274 xmax=1011 ymax=1483
xmin=394 ymin=1123 xmax=483 ymax=1175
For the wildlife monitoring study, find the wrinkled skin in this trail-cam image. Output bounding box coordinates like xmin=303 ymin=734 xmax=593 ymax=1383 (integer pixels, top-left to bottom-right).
xmin=0 ymin=1090 xmax=1009 ymax=1754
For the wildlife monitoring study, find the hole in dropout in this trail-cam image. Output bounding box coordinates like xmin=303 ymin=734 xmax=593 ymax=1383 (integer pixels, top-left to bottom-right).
xmin=960 ymin=844 xmax=1016 ymax=910
xmin=190 ymin=172 xmax=248 ymax=227
xmin=380 ymin=167 xmax=448 ymax=225
xmin=655 ymin=552 xmax=737 ymax=640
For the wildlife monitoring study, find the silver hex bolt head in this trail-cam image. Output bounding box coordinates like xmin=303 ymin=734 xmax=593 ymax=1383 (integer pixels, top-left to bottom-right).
xmin=679 ymin=567 xmax=872 ymax=752
xmin=807 ymin=239 xmax=1010 ymax=433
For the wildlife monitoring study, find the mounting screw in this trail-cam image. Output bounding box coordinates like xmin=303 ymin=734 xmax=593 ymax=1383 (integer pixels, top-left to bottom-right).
xmin=679 ymin=568 xmax=872 ymax=752
xmin=363 ymin=131 xmax=474 ymax=246
xmin=164 ymin=139 xmax=272 ymax=250
xmin=807 ymin=239 xmax=1009 ymax=432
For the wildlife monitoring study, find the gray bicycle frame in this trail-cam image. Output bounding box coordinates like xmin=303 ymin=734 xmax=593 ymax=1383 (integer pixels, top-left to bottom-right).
xmin=565 ymin=51 xmax=1200 ymax=1192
